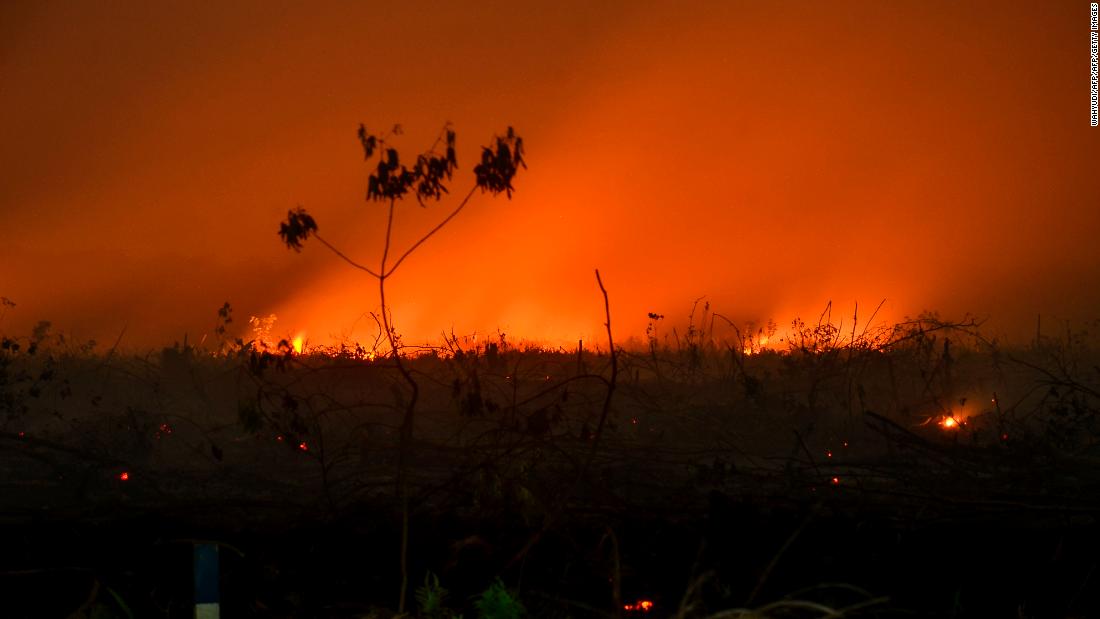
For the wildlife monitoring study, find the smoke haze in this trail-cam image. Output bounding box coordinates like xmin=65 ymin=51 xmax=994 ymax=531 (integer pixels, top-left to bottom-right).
xmin=2 ymin=2 xmax=1097 ymax=350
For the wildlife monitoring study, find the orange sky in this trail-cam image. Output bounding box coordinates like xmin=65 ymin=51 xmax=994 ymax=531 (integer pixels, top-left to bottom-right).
xmin=1 ymin=1 xmax=1097 ymax=351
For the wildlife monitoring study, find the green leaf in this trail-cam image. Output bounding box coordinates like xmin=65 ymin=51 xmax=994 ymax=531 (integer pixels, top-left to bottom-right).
xmin=474 ymin=580 xmax=524 ymax=619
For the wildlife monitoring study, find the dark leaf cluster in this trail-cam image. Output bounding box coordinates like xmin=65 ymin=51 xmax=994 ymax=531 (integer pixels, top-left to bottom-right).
xmin=357 ymin=124 xmax=378 ymax=159
xmin=279 ymin=207 xmax=318 ymax=251
xmin=367 ymin=148 xmax=417 ymax=202
xmin=362 ymin=125 xmax=459 ymax=205
xmin=474 ymin=126 xmax=526 ymax=198
xmin=278 ymin=123 xmax=524 ymax=251
xmin=413 ymin=129 xmax=457 ymax=204
xmin=215 ymin=302 xmax=233 ymax=336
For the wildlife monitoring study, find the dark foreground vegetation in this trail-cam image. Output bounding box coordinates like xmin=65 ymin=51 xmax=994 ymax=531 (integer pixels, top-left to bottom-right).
xmin=2 ymin=309 xmax=1100 ymax=618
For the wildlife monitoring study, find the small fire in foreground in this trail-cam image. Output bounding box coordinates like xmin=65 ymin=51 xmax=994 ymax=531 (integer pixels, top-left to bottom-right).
xmin=624 ymin=600 xmax=654 ymax=613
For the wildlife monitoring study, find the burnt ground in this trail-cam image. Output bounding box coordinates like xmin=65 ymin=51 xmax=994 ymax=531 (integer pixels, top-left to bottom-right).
xmin=2 ymin=335 xmax=1100 ymax=618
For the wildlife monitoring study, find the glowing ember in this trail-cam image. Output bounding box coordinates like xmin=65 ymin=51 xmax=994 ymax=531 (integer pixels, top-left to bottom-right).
xmin=298 ymin=441 xmax=308 ymax=451
xmin=940 ymin=416 xmax=959 ymax=429
xmin=119 ymin=471 xmax=130 ymax=481
xmin=624 ymin=600 xmax=654 ymax=613
xmin=831 ymin=476 xmax=840 ymax=485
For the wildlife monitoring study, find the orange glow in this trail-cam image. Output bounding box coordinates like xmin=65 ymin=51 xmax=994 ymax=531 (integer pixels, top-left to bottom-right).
xmin=831 ymin=476 xmax=840 ymax=485
xmin=292 ymin=335 xmax=304 ymax=354
xmin=938 ymin=413 xmax=971 ymax=430
xmin=1 ymin=4 xmax=1095 ymax=350
xmin=119 ymin=471 xmax=130 ymax=481
xmin=298 ymin=441 xmax=308 ymax=452
xmin=624 ymin=600 xmax=654 ymax=613
xmin=742 ymin=335 xmax=771 ymax=356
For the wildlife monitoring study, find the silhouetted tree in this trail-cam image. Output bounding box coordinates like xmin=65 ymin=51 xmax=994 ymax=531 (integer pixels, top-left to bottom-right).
xmin=278 ymin=123 xmax=525 ymax=612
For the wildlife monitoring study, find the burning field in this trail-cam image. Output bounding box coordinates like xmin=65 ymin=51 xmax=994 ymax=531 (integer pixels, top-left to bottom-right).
xmin=3 ymin=2 xmax=1096 ymax=616
xmin=2 ymin=309 xmax=1099 ymax=618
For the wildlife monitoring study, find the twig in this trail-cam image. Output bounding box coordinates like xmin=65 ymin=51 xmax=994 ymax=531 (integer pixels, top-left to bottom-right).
xmin=504 ymin=270 xmax=621 ymax=576
xmin=584 ymin=269 xmax=618 ymax=474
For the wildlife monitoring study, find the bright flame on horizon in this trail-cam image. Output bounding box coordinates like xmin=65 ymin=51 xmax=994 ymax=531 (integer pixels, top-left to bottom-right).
xmin=743 ymin=334 xmax=771 ymax=356
xmin=292 ymin=335 xmax=304 ymax=354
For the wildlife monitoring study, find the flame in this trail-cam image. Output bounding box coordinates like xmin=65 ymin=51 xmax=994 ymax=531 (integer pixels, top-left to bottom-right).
xmin=933 ymin=403 xmax=975 ymax=430
xmin=938 ymin=414 xmax=970 ymax=430
xmin=624 ymin=600 xmax=654 ymax=613
xmin=743 ymin=335 xmax=770 ymax=356
xmin=292 ymin=335 xmax=304 ymax=354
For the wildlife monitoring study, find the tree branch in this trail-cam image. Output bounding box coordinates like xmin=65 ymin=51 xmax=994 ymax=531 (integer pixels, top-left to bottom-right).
xmin=381 ymin=199 xmax=397 ymax=276
xmin=385 ymin=185 xmax=478 ymax=277
xmin=314 ymin=233 xmax=381 ymax=279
